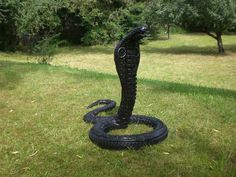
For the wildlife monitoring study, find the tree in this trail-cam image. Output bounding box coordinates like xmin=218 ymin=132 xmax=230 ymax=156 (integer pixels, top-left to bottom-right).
xmin=0 ymin=4 xmax=7 ymax=23
xmin=15 ymin=0 xmax=65 ymax=38
xmin=144 ymin=0 xmax=177 ymax=39
xmin=57 ymin=8 xmax=88 ymax=44
xmin=0 ymin=0 xmax=67 ymax=50
xmin=0 ymin=0 xmax=149 ymax=49
xmin=175 ymin=0 xmax=236 ymax=53
xmin=77 ymin=0 xmax=144 ymax=45
xmin=0 ymin=0 xmax=20 ymax=50
xmin=120 ymin=2 xmax=145 ymax=32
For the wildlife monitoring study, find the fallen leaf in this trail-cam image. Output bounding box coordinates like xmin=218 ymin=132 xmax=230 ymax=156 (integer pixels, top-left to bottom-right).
xmin=213 ymin=129 xmax=220 ymax=133
xmin=146 ymin=104 xmax=153 ymax=107
xmin=76 ymin=155 xmax=82 ymax=159
xmin=163 ymin=152 xmax=170 ymax=155
xmin=22 ymin=167 xmax=30 ymax=170
xmin=29 ymin=151 xmax=38 ymax=157
xmin=11 ymin=151 xmax=19 ymax=154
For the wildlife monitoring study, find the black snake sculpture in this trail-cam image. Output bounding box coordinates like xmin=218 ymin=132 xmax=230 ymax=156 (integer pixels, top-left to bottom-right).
xmin=84 ymin=26 xmax=168 ymax=150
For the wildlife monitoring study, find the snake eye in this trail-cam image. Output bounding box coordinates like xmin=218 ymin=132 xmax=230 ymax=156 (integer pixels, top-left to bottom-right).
xmin=118 ymin=47 xmax=126 ymax=58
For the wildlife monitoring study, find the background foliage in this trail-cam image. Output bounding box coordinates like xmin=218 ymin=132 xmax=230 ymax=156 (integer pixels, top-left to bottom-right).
xmin=0 ymin=0 xmax=235 ymax=52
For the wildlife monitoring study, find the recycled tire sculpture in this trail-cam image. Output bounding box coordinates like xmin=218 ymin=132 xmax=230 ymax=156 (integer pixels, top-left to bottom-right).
xmin=84 ymin=26 xmax=168 ymax=150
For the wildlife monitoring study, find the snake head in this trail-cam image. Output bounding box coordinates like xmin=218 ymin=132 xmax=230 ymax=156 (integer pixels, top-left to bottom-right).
xmin=137 ymin=26 xmax=149 ymax=38
xmin=127 ymin=26 xmax=149 ymax=42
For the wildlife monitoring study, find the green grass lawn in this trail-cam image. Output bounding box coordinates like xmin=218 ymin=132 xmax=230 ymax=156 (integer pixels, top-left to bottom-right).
xmin=0 ymin=34 xmax=236 ymax=177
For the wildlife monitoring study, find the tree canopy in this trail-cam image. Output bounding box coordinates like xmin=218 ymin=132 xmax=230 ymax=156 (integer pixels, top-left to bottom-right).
xmin=144 ymin=0 xmax=178 ymax=39
xmin=0 ymin=0 xmax=147 ymax=50
xmin=174 ymin=0 xmax=236 ymax=53
xmin=0 ymin=0 xmax=236 ymax=53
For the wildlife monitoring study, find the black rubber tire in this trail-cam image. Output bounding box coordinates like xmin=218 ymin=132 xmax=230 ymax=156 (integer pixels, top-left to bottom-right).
xmin=89 ymin=115 xmax=168 ymax=150
xmin=83 ymin=99 xmax=116 ymax=124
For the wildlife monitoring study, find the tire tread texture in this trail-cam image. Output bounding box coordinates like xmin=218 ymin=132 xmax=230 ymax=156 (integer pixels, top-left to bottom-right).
xmin=88 ymin=115 xmax=168 ymax=150
xmin=83 ymin=27 xmax=168 ymax=150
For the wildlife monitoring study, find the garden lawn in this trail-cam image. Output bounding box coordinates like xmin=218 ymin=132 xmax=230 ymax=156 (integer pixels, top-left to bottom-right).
xmin=0 ymin=34 xmax=236 ymax=177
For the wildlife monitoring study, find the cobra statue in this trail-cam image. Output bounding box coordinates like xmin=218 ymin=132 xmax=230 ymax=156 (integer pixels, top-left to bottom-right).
xmin=84 ymin=26 xmax=168 ymax=150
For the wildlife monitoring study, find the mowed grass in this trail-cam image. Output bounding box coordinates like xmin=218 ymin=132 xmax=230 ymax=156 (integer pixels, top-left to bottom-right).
xmin=0 ymin=34 xmax=236 ymax=177
xmin=50 ymin=34 xmax=236 ymax=90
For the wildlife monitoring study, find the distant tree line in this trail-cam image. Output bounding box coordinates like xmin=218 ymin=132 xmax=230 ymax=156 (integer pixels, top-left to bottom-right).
xmin=0 ymin=0 xmax=235 ymax=53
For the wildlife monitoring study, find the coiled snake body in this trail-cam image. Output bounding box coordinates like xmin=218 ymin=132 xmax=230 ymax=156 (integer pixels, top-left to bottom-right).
xmin=84 ymin=27 xmax=168 ymax=150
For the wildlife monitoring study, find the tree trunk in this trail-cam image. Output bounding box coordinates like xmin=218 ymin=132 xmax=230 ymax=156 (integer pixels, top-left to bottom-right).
xmin=205 ymin=31 xmax=225 ymax=54
xmin=216 ymin=33 xmax=225 ymax=54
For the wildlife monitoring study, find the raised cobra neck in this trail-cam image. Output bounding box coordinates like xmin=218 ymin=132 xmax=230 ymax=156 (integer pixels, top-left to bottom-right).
xmin=114 ymin=26 xmax=147 ymax=124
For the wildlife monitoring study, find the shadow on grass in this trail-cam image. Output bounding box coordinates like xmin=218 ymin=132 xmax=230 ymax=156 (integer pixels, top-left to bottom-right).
xmin=56 ymin=41 xmax=236 ymax=56
xmin=0 ymin=60 xmax=40 ymax=90
xmin=176 ymin=127 xmax=236 ymax=175
xmin=1 ymin=61 xmax=235 ymax=99
xmin=74 ymin=69 xmax=236 ymax=99
xmin=56 ymin=45 xmax=114 ymax=55
xmin=142 ymin=44 xmax=236 ymax=56
xmin=139 ymin=78 xmax=236 ymax=99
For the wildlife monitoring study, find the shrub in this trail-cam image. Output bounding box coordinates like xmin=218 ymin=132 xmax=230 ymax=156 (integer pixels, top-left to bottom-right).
xmin=32 ymin=34 xmax=65 ymax=64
